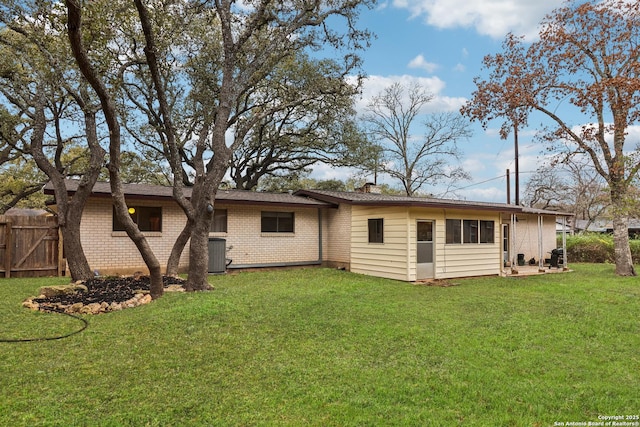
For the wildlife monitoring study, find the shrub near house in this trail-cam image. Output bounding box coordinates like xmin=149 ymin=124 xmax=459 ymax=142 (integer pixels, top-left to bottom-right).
xmin=564 ymin=233 xmax=640 ymax=264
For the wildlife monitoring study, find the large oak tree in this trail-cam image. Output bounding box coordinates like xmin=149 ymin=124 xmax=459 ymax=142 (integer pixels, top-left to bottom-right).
xmin=228 ymin=54 xmax=367 ymax=190
xmin=462 ymin=0 xmax=640 ymax=276
xmin=128 ymin=0 xmax=373 ymax=290
xmin=0 ymin=6 xmax=106 ymax=281
xmin=66 ymin=0 xmax=166 ymax=297
xmin=363 ymin=82 xmax=471 ymax=197
xmin=63 ymin=0 xmax=372 ymax=291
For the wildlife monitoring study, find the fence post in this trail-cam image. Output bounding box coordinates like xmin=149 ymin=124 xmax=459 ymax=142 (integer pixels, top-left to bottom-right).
xmin=58 ymin=227 xmax=64 ymax=277
xmin=4 ymin=221 xmax=12 ymax=278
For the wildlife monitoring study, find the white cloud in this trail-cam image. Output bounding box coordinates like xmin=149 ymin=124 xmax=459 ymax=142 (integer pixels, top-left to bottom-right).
xmin=407 ymin=54 xmax=439 ymax=73
xmin=351 ymin=74 xmax=466 ymax=114
xmin=461 ymin=157 xmax=488 ymax=175
xmin=310 ymin=163 xmax=358 ymax=182
xmin=458 ymin=186 xmax=506 ymax=203
xmin=391 ymin=0 xmax=560 ymax=40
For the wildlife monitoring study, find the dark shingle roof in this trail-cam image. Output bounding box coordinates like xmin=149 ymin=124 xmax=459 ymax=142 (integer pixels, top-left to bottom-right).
xmin=294 ymin=189 xmax=522 ymax=212
xmin=44 ymin=181 xmax=573 ymax=216
xmin=44 ymin=180 xmax=330 ymax=208
xmin=294 ymin=189 xmax=572 ymax=216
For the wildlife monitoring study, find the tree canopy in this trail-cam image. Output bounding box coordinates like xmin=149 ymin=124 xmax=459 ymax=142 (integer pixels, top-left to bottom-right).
xmin=229 ymin=53 xmax=368 ymax=190
xmin=363 ymin=82 xmax=471 ymax=197
xmin=63 ymin=0 xmax=374 ymax=290
xmin=462 ymin=0 xmax=640 ymax=276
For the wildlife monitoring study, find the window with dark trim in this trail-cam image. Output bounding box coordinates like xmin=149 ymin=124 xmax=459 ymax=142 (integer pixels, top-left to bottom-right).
xmin=368 ymin=218 xmax=384 ymax=243
xmin=210 ymin=209 xmax=228 ymax=233
xmin=261 ymin=211 xmax=294 ymax=233
xmin=480 ymin=220 xmax=494 ymax=243
xmin=446 ymin=219 xmax=461 ymax=244
xmin=113 ymin=206 xmax=162 ymax=232
xmin=446 ymin=219 xmax=495 ymax=244
xmin=463 ymin=219 xmax=478 ymax=243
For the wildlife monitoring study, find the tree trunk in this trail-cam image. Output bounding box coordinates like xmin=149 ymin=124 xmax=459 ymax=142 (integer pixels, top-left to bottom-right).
xmin=612 ymin=211 xmax=636 ymax=276
xmin=62 ymin=107 xmax=105 ymax=281
xmin=62 ymin=212 xmax=93 ymax=281
xmin=610 ymin=190 xmax=636 ymax=276
xmin=166 ymin=219 xmax=193 ymax=276
xmin=184 ymin=206 xmax=213 ymax=291
xmin=111 ymin=187 xmax=165 ymax=298
xmin=29 ymin=87 xmax=101 ymax=282
xmin=67 ymin=0 xmax=164 ymax=298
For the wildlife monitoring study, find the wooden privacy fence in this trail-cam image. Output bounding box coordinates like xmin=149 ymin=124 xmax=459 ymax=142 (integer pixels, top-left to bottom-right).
xmin=0 ymin=215 xmax=61 ymax=278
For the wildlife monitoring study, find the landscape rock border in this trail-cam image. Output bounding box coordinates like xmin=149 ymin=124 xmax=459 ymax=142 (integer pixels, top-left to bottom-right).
xmin=22 ymin=276 xmax=186 ymax=315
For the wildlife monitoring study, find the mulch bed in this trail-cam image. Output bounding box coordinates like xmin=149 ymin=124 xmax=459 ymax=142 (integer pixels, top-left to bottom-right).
xmin=27 ymin=276 xmax=187 ymax=314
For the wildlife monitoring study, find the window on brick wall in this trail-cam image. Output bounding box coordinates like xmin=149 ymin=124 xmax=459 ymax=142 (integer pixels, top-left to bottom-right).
xmin=113 ymin=206 xmax=162 ymax=232
xmin=261 ymin=211 xmax=294 ymax=233
xmin=210 ymin=209 xmax=227 ymax=232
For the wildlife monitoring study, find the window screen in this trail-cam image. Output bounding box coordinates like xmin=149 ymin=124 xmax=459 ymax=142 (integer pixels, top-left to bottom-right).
xmin=261 ymin=211 xmax=294 ymax=233
xmin=446 ymin=219 xmax=461 ymax=244
xmin=113 ymin=206 xmax=162 ymax=232
xmin=463 ymin=220 xmax=479 ymax=243
xmin=210 ymin=209 xmax=228 ymax=233
xmin=368 ymin=218 xmax=384 ymax=243
xmin=480 ymin=220 xmax=494 ymax=243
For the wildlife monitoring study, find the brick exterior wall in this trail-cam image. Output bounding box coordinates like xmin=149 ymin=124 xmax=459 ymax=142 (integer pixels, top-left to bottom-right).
xmin=75 ymin=193 xmax=561 ymax=278
xmin=322 ymin=204 xmax=351 ymax=269
xmin=79 ymin=197 xmax=189 ymax=275
xmin=213 ymin=204 xmax=321 ymax=267
xmin=78 ymin=197 xmax=323 ymax=274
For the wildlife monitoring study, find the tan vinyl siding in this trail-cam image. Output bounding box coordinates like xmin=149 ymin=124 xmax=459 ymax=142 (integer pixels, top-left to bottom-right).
xmin=436 ymin=243 xmax=501 ymax=278
xmin=350 ymin=206 xmax=502 ymax=281
xmin=434 ymin=210 xmax=501 ymax=279
xmin=350 ymin=206 xmax=410 ymax=281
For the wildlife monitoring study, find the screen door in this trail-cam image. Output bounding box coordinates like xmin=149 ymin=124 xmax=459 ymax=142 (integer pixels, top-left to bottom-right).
xmin=417 ymin=220 xmax=434 ymax=279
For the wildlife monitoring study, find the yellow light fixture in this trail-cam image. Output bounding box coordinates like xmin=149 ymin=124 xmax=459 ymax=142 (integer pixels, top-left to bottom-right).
xmin=128 ymin=207 xmax=136 ymax=214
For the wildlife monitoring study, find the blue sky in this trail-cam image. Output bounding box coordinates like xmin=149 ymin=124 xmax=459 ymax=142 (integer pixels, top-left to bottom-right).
xmin=312 ymin=0 xmax=567 ymax=202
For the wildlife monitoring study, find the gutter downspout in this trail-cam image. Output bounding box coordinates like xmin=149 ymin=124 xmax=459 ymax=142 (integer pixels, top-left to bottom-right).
xmin=562 ymin=216 xmax=568 ymax=270
xmin=318 ymin=208 xmax=323 ymax=264
xmin=538 ymin=215 xmax=544 ymax=272
xmin=511 ymin=213 xmax=518 ymax=274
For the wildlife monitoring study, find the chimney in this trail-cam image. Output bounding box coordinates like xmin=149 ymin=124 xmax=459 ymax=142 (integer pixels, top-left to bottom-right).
xmin=360 ymin=182 xmax=382 ymax=194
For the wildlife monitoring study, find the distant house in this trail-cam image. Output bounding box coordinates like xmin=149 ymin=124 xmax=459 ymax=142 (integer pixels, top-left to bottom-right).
xmin=4 ymin=208 xmax=49 ymax=216
xmin=46 ymin=181 xmax=571 ymax=280
xmin=574 ymin=219 xmax=640 ymax=238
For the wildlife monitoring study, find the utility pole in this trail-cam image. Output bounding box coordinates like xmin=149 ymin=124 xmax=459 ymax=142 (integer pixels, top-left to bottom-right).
xmin=506 ymin=169 xmax=511 ymax=204
xmin=514 ymin=122 xmax=520 ymax=205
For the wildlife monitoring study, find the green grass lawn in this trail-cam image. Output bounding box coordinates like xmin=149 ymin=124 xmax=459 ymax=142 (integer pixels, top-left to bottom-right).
xmin=1 ymin=265 xmax=638 ymax=426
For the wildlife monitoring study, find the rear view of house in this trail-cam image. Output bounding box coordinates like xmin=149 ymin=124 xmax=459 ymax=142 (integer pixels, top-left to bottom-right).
xmin=47 ymin=181 xmax=570 ymax=281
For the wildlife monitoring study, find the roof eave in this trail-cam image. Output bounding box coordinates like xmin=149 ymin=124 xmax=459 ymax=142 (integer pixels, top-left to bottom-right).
xmin=47 ymin=183 xmax=331 ymax=208
xmin=350 ymin=199 xmax=523 ymax=212
xmin=295 ymin=189 xmax=523 ymax=213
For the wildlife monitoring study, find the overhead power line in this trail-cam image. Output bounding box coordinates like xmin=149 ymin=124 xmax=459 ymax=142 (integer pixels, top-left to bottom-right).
xmin=457 ymin=170 xmax=537 ymax=191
